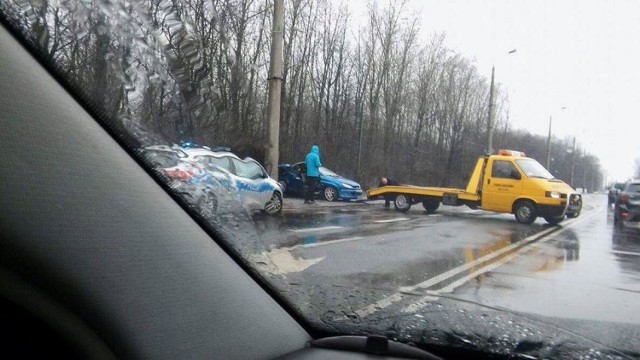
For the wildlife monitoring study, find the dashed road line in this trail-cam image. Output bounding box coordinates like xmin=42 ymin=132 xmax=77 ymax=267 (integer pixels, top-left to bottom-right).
xmin=290 ymin=226 xmax=343 ymax=233
xmin=351 ymin=213 xmax=592 ymax=319
xmin=611 ymin=250 xmax=640 ymax=257
xmin=374 ymin=217 xmax=410 ymax=223
xmin=301 ymin=236 xmax=364 ymax=248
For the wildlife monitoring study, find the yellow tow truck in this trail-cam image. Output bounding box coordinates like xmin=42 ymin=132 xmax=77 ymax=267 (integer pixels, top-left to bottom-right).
xmin=367 ymin=150 xmax=582 ymax=225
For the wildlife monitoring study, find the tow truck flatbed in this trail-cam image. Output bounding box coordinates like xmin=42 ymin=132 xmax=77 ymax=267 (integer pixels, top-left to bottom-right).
xmin=367 ymin=185 xmax=480 ymax=202
xmin=366 ymin=150 xmax=582 ymax=225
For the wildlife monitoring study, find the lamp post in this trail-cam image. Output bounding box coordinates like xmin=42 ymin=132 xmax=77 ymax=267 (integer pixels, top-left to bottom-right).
xmin=546 ymin=106 xmax=567 ymax=170
xmin=486 ymin=49 xmax=517 ymax=155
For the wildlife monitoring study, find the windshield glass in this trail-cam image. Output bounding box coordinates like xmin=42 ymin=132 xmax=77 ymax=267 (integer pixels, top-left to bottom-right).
xmin=516 ymin=159 xmax=554 ymax=179
xmin=3 ymin=0 xmax=640 ymax=357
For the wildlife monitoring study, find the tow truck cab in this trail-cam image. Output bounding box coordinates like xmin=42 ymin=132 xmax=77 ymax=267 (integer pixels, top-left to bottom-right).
xmin=476 ymin=150 xmax=582 ymax=224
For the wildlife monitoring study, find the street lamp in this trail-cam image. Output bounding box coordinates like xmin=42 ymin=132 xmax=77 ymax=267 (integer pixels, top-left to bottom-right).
xmin=546 ymin=106 xmax=567 ymax=170
xmin=486 ymin=49 xmax=517 ymax=155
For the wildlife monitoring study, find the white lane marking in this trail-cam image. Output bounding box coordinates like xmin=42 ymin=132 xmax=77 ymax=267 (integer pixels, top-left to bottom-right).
xmin=401 ymin=215 xmax=594 ymax=313
xmin=611 ymin=250 xmax=640 ymax=256
xmin=301 ymin=236 xmax=363 ymax=248
xmin=352 ymin=214 xmax=590 ymax=319
xmin=402 ymin=251 xmax=524 ymax=313
xmin=290 ymin=226 xmax=342 ymax=233
xmin=249 ymin=250 xmax=325 ymax=275
xmin=252 ymin=236 xmax=365 ymax=276
xmin=374 ymin=218 xmax=409 ymax=223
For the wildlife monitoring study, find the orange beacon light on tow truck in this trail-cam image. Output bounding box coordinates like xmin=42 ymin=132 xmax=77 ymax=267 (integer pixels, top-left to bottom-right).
xmin=497 ymin=149 xmax=526 ymax=157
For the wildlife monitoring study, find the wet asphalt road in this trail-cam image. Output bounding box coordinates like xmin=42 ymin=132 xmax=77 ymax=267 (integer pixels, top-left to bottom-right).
xmin=250 ymin=194 xmax=640 ymax=357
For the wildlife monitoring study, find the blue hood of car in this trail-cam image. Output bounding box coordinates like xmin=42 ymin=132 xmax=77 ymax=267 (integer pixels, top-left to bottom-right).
xmin=322 ymin=175 xmax=360 ymax=188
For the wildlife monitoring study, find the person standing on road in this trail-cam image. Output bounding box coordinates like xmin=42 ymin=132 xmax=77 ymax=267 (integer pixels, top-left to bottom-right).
xmin=379 ymin=177 xmax=400 ymax=208
xmin=304 ymin=145 xmax=322 ymax=204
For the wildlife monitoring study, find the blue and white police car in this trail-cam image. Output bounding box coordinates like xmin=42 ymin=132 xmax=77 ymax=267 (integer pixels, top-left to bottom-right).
xmin=182 ymin=147 xmax=283 ymax=216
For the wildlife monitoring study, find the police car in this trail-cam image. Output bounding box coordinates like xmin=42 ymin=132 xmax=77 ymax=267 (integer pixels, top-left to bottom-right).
xmin=180 ymin=147 xmax=283 ymax=216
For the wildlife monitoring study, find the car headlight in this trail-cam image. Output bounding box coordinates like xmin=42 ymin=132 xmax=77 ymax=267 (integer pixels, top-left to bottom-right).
xmin=545 ymin=191 xmax=561 ymax=199
xmin=341 ymin=183 xmax=354 ymax=189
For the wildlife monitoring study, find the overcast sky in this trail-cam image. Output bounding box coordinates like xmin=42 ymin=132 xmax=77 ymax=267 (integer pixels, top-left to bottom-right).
xmin=348 ymin=0 xmax=640 ymax=182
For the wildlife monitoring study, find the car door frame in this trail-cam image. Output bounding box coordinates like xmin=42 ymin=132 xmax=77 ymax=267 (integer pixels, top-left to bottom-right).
xmin=482 ymin=158 xmax=523 ymax=212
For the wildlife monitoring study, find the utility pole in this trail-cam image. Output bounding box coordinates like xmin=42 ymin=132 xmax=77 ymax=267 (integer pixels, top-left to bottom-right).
xmin=546 ymin=107 xmax=566 ymax=171
xmin=485 ymin=49 xmax=516 ymax=156
xmin=265 ymin=0 xmax=284 ymax=179
xmin=356 ymin=99 xmax=365 ymax=182
xmin=485 ymin=66 xmax=495 ymax=155
xmin=570 ymin=137 xmax=576 ymax=187
xmin=582 ymin=149 xmax=587 ymax=193
xmin=546 ymin=116 xmax=552 ymax=169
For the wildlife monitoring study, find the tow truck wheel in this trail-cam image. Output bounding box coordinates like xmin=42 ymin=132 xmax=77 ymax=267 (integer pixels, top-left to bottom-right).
xmin=544 ymin=215 xmax=564 ymax=225
xmin=394 ymin=194 xmax=412 ymax=213
xmin=422 ymin=199 xmax=440 ymax=214
xmin=514 ymin=200 xmax=537 ymax=224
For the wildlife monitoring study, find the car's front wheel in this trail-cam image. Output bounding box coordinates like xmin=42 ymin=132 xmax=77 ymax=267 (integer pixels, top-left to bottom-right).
xmin=323 ymin=186 xmax=338 ymax=202
xmin=566 ymin=211 xmax=580 ymax=218
xmin=544 ymin=215 xmax=564 ymax=225
xmin=514 ymin=200 xmax=537 ymax=224
xmin=263 ymin=192 xmax=283 ymax=215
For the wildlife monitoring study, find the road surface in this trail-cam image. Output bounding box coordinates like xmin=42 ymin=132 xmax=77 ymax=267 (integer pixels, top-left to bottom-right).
xmin=249 ymin=194 xmax=640 ymax=357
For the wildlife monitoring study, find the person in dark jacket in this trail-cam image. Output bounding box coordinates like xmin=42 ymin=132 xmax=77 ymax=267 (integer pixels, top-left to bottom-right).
xmin=379 ymin=177 xmax=400 ymax=208
xmin=304 ymin=145 xmax=322 ymax=204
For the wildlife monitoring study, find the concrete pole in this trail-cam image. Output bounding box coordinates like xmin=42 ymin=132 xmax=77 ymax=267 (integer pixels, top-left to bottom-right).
xmin=485 ymin=66 xmax=495 ymax=155
xmin=546 ymin=116 xmax=552 ymax=169
xmin=265 ymin=0 xmax=284 ymax=179
xmin=570 ymin=137 xmax=576 ymax=187
xmin=356 ymin=100 xmax=365 ymax=182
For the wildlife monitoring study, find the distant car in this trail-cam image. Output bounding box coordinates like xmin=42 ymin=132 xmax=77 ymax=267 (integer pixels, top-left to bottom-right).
xmin=614 ymin=180 xmax=640 ymax=229
xmin=608 ymin=183 xmax=625 ymax=205
xmin=184 ymin=148 xmax=283 ymax=215
xmin=278 ymin=162 xmax=362 ymax=201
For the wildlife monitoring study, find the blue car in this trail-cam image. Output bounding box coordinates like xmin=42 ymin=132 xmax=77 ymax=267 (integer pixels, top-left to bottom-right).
xmin=278 ymin=162 xmax=363 ymax=201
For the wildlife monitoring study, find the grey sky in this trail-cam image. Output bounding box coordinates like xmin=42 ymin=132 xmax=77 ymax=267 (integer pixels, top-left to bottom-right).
xmin=347 ymin=0 xmax=640 ymax=182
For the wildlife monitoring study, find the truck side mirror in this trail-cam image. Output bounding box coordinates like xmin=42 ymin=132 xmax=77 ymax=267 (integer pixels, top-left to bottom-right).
xmin=510 ymin=170 xmax=521 ymax=180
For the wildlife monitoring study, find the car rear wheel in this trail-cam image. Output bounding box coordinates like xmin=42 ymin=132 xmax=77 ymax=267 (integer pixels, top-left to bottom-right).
xmin=422 ymin=198 xmax=440 ymax=214
xmin=514 ymin=200 xmax=537 ymax=224
xmin=566 ymin=211 xmax=580 ymax=218
xmin=613 ymin=210 xmax=622 ymax=228
xmin=197 ymin=191 xmax=218 ymax=218
xmin=323 ymin=186 xmax=338 ymax=202
xmin=394 ymin=194 xmax=412 ymax=213
xmin=263 ymin=192 xmax=283 ymax=215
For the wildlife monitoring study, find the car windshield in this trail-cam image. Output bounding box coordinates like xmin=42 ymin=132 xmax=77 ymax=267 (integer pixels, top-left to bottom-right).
xmin=319 ymin=167 xmax=339 ymax=177
xmin=516 ymin=159 xmax=554 ymax=179
xmin=3 ymin=0 xmax=640 ymax=357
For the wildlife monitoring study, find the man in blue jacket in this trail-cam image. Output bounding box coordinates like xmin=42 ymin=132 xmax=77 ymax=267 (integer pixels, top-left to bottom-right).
xmin=304 ymin=145 xmax=322 ymax=204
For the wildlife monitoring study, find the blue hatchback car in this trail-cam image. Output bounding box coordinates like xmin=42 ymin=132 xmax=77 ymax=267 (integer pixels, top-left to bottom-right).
xmin=278 ymin=162 xmax=363 ymax=201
